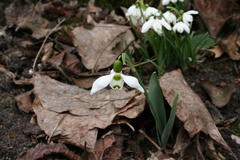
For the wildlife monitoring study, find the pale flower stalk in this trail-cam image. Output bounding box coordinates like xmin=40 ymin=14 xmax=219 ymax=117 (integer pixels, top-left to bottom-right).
xmin=141 ymin=17 xmax=172 ymax=35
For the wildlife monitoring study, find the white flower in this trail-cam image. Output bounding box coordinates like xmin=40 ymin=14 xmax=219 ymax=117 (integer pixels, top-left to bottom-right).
xmin=141 ymin=17 xmax=172 ymax=35
xmin=173 ymin=22 xmax=190 ymax=33
xmin=162 ymin=0 xmax=180 ymax=5
xmin=182 ymin=10 xmax=199 ymax=25
xmin=163 ymin=11 xmax=177 ymax=24
xmin=125 ymin=5 xmax=144 ymax=25
xmin=144 ymin=7 xmax=160 ymax=18
xmin=90 ymin=70 xmax=144 ymax=95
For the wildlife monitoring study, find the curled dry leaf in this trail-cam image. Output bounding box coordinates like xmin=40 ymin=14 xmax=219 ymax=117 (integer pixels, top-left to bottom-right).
xmin=72 ymin=24 xmax=135 ymax=71
xmin=4 ymin=1 xmax=51 ymax=39
xmin=17 ymin=143 xmax=81 ymax=160
xmin=208 ymin=45 xmax=224 ymax=58
xmin=231 ymin=135 xmax=240 ymax=145
xmin=15 ymin=90 xmax=34 ymax=113
xmin=193 ymin=0 xmax=240 ymax=37
xmin=159 ymin=70 xmax=229 ymax=150
xmin=201 ymin=80 xmax=235 ymax=108
xmin=219 ymin=32 xmax=240 ymax=60
xmin=33 ymin=74 xmax=145 ymax=149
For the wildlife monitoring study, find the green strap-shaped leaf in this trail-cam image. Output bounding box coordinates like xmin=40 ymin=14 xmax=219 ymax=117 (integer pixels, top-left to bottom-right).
xmin=148 ymin=72 xmax=167 ymax=135
xmin=161 ymin=94 xmax=179 ymax=147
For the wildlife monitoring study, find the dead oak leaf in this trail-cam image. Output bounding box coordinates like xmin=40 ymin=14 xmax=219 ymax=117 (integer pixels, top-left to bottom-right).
xmin=5 ymin=1 xmax=51 ymax=39
xmin=33 ymin=74 xmax=145 ymax=149
xmin=72 ymin=24 xmax=135 ymax=71
xmin=159 ymin=70 xmax=229 ymax=150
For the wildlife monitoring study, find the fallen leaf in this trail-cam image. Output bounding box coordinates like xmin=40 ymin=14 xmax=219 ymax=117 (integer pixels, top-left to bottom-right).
xmin=72 ymin=77 xmax=97 ymax=89
xmin=89 ymin=132 xmax=116 ymax=160
xmin=33 ymin=74 xmax=145 ymax=149
xmin=219 ymin=32 xmax=240 ymax=60
xmin=62 ymin=52 xmax=82 ymax=75
xmin=15 ymin=90 xmax=34 ymax=113
xmin=194 ymin=0 xmax=240 ymax=37
xmin=17 ymin=143 xmax=81 ymax=160
xmin=159 ymin=69 xmax=229 ymax=149
xmin=72 ymin=24 xmax=135 ymax=71
xmin=201 ymin=80 xmax=235 ymax=108
xmin=41 ymin=42 xmax=54 ymax=63
xmin=208 ymin=45 xmax=224 ymax=58
xmin=5 ymin=1 xmax=51 ymax=39
xmin=0 ymin=64 xmax=15 ymax=79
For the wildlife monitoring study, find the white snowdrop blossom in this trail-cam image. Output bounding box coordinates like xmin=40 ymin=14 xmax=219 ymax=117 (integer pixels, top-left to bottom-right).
xmin=144 ymin=7 xmax=161 ymax=18
xmin=90 ymin=70 xmax=144 ymax=95
xmin=182 ymin=10 xmax=199 ymax=25
xmin=162 ymin=0 xmax=183 ymax=6
xmin=173 ymin=22 xmax=190 ymax=33
xmin=141 ymin=17 xmax=172 ymax=35
xmin=125 ymin=5 xmax=144 ymax=25
xmin=163 ymin=11 xmax=177 ymax=24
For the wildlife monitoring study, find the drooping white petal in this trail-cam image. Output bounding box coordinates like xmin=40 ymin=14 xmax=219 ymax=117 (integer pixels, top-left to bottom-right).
xmin=163 ymin=11 xmax=177 ymax=24
xmin=162 ymin=0 xmax=170 ymax=5
xmin=121 ymin=74 xmax=144 ymax=93
xmin=90 ymin=74 xmax=113 ymax=95
xmin=141 ymin=18 xmax=154 ymax=33
xmin=185 ymin=10 xmax=199 ymax=15
xmin=179 ymin=0 xmax=184 ymax=2
xmin=173 ymin=22 xmax=190 ymax=34
xmin=126 ymin=5 xmax=143 ymax=25
xmin=171 ymin=0 xmax=178 ymax=3
xmin=152 ymin=19 xmax=163 ymax=35
xmin=183 ymin=14 xmax=193 ymax=24
xmin=144 ymin=7 xmax=160 ymax=18
xmin=160 ymin=18 xmax=172 ymax=30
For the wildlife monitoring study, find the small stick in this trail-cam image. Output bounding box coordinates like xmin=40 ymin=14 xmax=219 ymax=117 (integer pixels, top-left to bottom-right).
xmin=32 ymin=18 xmax=66 ymax=73
xmin=139 ymin=129 xmax=162 ymax=150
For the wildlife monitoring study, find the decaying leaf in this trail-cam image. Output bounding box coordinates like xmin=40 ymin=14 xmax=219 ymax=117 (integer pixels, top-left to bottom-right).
xmin=89 ymin=132 xmax=116 ymax=160
xmin=17 ymin=143 xmax=81 ymax=160
xmin=72 ymin=24 xmax=135 ymax=71
xmin=194 ymin=0 xmax=240 ymax=37
xmin=201 ymin=80 xmax=235 ymax=108
xmin=71 ymin=77 xmax=97 ymax=89
xmin=33 ymin=74 xmax=145 ymax=149
xmin=4 ymin=1 xmax=51 ymax=39
xmin=159 ymin=70 xmax=229 ymax=149
xmin=219 ymin=32 xmax=240 ymax=60
xmin=208 ymin=45 xmax=224 ymax=58
xmin=15 ymin=90 xmax=34 ymax=113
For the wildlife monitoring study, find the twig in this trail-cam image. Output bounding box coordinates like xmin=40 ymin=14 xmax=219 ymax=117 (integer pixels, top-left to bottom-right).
xmin=139 ymin=129 xmax=162 ymax=150
xmin=32 ymin=18 xmax=66 ymax=73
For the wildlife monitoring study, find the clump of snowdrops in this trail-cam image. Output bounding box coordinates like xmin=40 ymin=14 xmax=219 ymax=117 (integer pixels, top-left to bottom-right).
xmin=126 ymin=0 xmax=214 ymax=73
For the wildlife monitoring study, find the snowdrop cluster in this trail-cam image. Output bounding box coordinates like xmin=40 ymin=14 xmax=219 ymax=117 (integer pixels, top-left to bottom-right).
xmin=126 ymin=0 xmax=198 ymax=35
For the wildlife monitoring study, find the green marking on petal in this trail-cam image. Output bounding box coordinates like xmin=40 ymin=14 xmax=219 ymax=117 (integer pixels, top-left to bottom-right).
xmin=113 ymin=74 xmax=122 ymax=81
xmin=113 ymin=85 xmax=121 ymax=89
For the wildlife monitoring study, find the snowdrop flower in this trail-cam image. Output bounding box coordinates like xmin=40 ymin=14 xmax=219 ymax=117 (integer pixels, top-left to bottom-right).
xmin=90 ymin=60 xmax=144 ymax=95
xmin=182 ymin=10 xmax=199 ymax=25
xmin=126 ymin=5 xmax=144 ymax=25
xmin=144 ymin=7 xmax=161 ymax=18
xmin=173 ymin=22 xmax=190 ymax=33
xmin=162 ymin=0 xmax=180 ymax=6
xmin=141 ymin=17 xmax=172 ymax=35
xmin=163 ymin=11 xmax=177 ymax=24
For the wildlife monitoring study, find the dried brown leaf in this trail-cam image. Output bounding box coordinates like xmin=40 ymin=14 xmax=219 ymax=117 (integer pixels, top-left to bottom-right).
xmin=15 ymin=90 xmax=34 ymax=113
xmin=5 ymin=2 xmax=51 ymax=39
xmin=72 ymin=24 xmax=135 ymax=71
xmin=17 ymin=143 xmax=81 ymax=160
xmin=208 ymin=45 xmax=224 ymax=58
xmin=33 ymin=74 xmax=145 ymax=149
xmin=201 ymin=80 xmax=235 ymax=108
xmin=159 ymin=70 xmax=229 ymax=150
xmin=194 ymin=0 xmax=240 ymax=37
xmin=72 ymin=77 xmax=97 ymax=89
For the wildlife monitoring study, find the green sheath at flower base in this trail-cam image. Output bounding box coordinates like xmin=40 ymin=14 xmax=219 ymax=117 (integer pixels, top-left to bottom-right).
xmin=113 ymin=60 xmax=123 ymax=73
